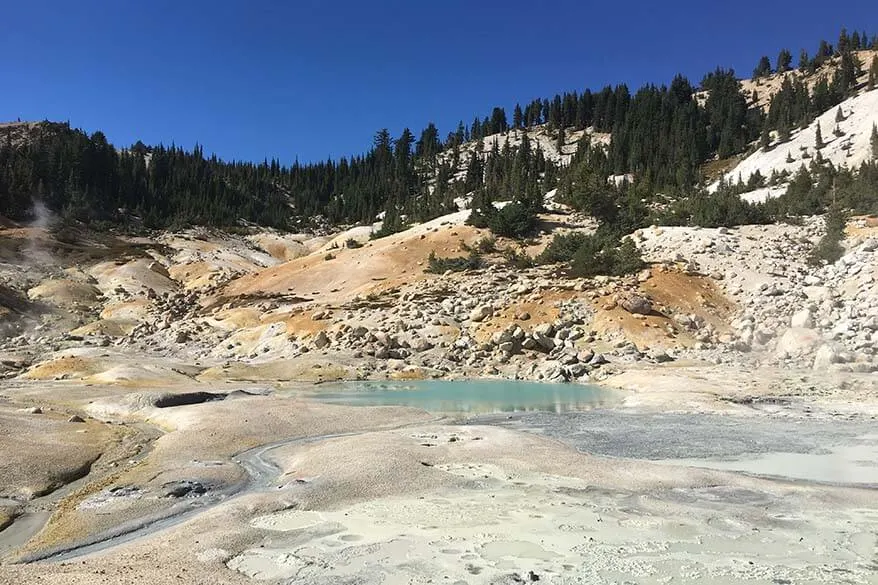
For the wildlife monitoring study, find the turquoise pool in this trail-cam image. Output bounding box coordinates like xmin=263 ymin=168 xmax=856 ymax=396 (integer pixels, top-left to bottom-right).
xmin=309 ymin=379 xmax=617 ymax=414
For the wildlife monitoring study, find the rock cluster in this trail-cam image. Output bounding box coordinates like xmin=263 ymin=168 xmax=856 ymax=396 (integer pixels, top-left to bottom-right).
xmin=638 ymin=222 xmax=877 ymax=372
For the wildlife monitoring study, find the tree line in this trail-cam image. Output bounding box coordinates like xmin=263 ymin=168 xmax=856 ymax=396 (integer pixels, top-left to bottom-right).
xmin=1 ymin=28 xmax=874 ymax=234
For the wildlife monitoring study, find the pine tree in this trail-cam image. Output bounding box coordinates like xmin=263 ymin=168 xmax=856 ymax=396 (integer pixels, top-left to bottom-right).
xmin=776 ymin=49 xmax=792 ymax=73
xmin=815 ymin=122 xmax=824 ymax=149
xmin=513 ymin=104 xmax=523 ymax=129
xmin=869 ymin=56 xmax=878 ymax=90
xmin=835 ymin=107 xmax=845 ymax=123
xmin=759 ymin=124 xmax=771 ymax=150
xmin=872 ymin=123 xmax=878 ymax=160
xmin=753 ymin=56 xmax=772 ymax=78
xmin=809 ymin=201 xmax=847 ymax=266
xmin=852 ymin=31 xmax=862 ymax=50
xmin=798 ymin=49 xmax=810 ymax=71
xmin=837 ymin=28 xmax=850 ymax=54
xmin=778 ymin=122 xmax=791 ymax=143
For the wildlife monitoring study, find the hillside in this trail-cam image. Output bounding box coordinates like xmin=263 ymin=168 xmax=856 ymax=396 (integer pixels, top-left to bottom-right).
xmin=714 ymin=88 xmax=878 ymax=202
xmin=3 ymin=33 xmax=875 ymax=237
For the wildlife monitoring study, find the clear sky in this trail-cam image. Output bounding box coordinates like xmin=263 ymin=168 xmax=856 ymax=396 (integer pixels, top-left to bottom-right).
xmin=1 ymin=1 xmax=874 ymax=163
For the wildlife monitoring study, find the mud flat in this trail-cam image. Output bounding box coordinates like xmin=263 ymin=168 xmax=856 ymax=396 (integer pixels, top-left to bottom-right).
xmin=223 ymin=420 xmax=878 ymax=585
xmin=0 ymin=377 xmax=876 ymax=585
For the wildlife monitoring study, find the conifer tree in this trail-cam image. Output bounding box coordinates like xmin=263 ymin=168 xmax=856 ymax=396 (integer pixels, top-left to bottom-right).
xmin=851 ymin=31 xmax=862 ymax=50
xmin=753 ymin=56 xmax=772 ymax=78
xmin=798 ymin=49 xmax=810 ymax=71
xmin=513 ymin=104 xmax=524 ymax=129
xmin=837 ymin=28 xmax=850 ymax=54
xmin=759 ymin=124 xmax=771 ymax=150
xmin=778 ymin=122 xmax=791 ymax=144
xmin=835 ymin=107 xmax=845 ymax=123
xmin=869 ymin=56 xmax=878 ymax=90
xmin=776 ymin=49 xmax=792 ymax=73
xmin=815 ymin=122 xmax=824 ymax=149
xmin=872 ymin=123 xmax=878 ymax=160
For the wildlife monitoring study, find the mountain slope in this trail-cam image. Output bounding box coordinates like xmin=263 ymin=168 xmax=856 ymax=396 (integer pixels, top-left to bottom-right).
xmin=714 ymin=88 xmax=878 ymax=202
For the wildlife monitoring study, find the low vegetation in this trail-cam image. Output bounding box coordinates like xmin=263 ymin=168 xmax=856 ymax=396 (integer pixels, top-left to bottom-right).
xmin=808 ymin=203 xmax=848 ymax=265
xmin=425 ymin=251 xmax=484 ymax=274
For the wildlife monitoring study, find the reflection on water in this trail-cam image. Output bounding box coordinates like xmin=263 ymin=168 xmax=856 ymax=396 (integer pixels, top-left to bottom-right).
xmin=310 ymin=379 xmax=617 ymax=414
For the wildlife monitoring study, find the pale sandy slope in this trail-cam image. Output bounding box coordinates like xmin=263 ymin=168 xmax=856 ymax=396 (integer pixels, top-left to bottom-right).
xmin=711 ymin=88 xmax=878 ymax=202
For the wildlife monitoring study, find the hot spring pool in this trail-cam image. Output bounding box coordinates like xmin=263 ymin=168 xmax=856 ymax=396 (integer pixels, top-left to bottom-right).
xmin=309 ymin=379 xmax=618 ymax=414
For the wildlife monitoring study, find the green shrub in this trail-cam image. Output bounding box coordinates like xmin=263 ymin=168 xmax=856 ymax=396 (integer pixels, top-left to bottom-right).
xmin=485 ymin=202 xmax=537 ymax=239
xmin=808 ymin=204 xmax=847 ymax=266
xmin=345 ymin=238 xmax=363 ymax=249
xmin=503 ymin=248 xmax=535 ymax=269
xmin=569 ymin=235 xmax=644 ymax=278
xmin=537 ymin=232 xmax=591 ymax=264
xmin=425 ymin=250 xmax=484 ymax=274
xmin=475 ymin=235 xmax=497 ymax=253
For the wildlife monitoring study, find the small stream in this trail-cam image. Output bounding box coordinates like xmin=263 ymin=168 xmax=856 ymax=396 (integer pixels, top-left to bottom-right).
xmin=17 ymin=420 xmax=441 ymax=563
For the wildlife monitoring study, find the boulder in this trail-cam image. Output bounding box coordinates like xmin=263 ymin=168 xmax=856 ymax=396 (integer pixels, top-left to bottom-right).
xmin=531 ymin=332 xmax=555 ymax=352
xmin=620 ymin=295 xmax=652 ymax=315
xmin=521 ymin=337 xmax=539 ymax=350
xmin=410 ymin=337 xmax=434 ymax=352
xmin=577 ymin=349 xmax=595 ymax=363
xmin=313 ymin=331 xmax=330 ymax=349
xmin=790 ymin=308 xmax=813 ymax=329
xmin=775 ymin=328 xmax=821 ymax=357
xmin=469 ymin=305 xmax=493 ymax=322
xmin=147 ymin=261 xmax=171 ymax=279
xmin=533 ymin=323 xmax=555 ymax=337
xmin=498 ymin=341 xmax=515 ymax=353
xmin=813 ymin=344 xmax=839 ymax=370
xmin=162 ymin=480 xmax=207 ymax=499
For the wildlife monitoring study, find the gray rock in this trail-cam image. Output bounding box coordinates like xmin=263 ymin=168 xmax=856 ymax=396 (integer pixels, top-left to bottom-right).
xmin=790 ymin=308 xmax=813 ymax=329
xmin=812 ymin=344 xmax=839 ymax=370
xmin=410 ymin=338 xmax=434 ymax=352
xmin=532 ymin=332 xmax=555 ymax=352
xmin=498 ymin=341 xmax=515 ymax=353
xmin=775 ymin=328 xmax=821 ymax=357
xmin=162 ymin=480 xmax=207 ymax=498
xmin=577 ymin=349 xmax=595 ymax=363
xmin=470 ymin=305 xmax=493 ymax=322
xmin=533 ymin=323 xmax=555 ymax=337
xmin=621 ymin=295 xmax=652 ymax=315
xmin=521 ymin=337 xmax=539 ymax=350
xmin=313 ymin=331 xmax=330 ymax=349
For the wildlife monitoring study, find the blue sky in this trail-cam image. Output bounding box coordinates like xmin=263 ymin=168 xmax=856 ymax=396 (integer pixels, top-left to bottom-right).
xmin=1 ymin=1 xmax=874 ymax=163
